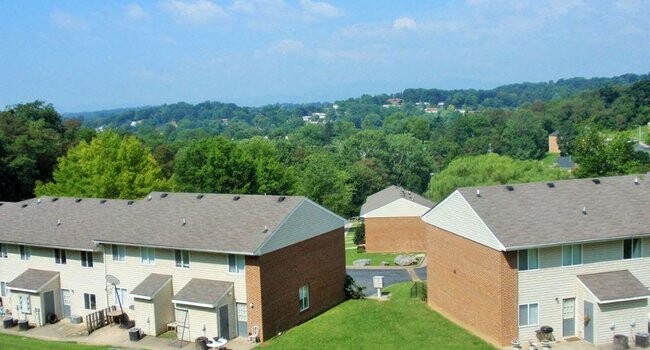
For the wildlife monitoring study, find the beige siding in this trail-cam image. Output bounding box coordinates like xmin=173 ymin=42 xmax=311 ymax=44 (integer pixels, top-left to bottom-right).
xmin=363 ymin=198 xmax=430 ymax=218
xmin=103 ymin=245 xmax=247 ymax=309
xmin=10 ymin=292 xmax=40 ymax=325
xmin=133 ymin=300 xmax=155 ymax=335
xmin=421 ymin=191 xmax=503 ymax=251
xmin=153 ymin=281 xmax=174 ymax=335
xmin=518 ymin=239 xmax=650 ymax=344
xmin=0 ymin=244 xmax=106 ymax=320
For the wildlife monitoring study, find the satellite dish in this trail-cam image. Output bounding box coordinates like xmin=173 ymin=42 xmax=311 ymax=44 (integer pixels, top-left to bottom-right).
xmin=106 ymin=275 xmax=120 ymax=285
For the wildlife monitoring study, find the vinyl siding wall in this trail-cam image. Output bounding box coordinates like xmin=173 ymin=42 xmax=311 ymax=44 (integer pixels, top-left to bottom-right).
xmin=132 ymin=280 xmax=174 ymax=336
xmin=518 ymin=238 xmax=650 ymax=344
xmin=175 ymin=291 xmax=235 ymax=341
xmin=0 ymin=244 xmax=105 ymax=322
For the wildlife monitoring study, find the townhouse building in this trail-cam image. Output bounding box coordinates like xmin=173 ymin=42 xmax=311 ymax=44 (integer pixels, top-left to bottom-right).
xmin=422 ymin=175 xmax=650 ymax=346
xmin=0 ymin=192 xmax=346 ymax=342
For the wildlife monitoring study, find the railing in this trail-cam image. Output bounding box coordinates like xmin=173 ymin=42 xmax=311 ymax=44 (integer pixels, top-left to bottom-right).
xmin=410 ymin=281 xmax=427 ymax=301
xmin=85 ymin=305 xmax=117 ymax=334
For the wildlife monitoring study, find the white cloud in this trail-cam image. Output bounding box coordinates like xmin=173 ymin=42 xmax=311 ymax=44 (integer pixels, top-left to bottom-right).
xmin=160 ymin=0 xmax=227 ymax=24
xmin=393 ymin=17 xmax=416 ymax=30
xmin=125 ymin=3 xmax=148 ymax=20
xmin=50 ymin=10 xmax=85 ymax=30
xmin=299 ymin=0 xmax=341 ymax=18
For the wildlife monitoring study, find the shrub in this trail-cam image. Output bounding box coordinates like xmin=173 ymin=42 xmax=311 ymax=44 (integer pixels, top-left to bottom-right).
xmin=353 ymin=221 xmax=366 ymax=245
xmin=344 ymin=274 xmax=366 ymax=299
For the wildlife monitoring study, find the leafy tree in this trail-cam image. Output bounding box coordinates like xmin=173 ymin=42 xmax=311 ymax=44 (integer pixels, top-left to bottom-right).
xmin=425 ymin=153 xmax=571 ymax=202
xmin=572 ymin=129 xmax=648 ymax=177
xmin=238 ymin=137 xmax=296 ymax=195
xmin=348 ymin=158 xmax=390 ymax=212
xmin=353 ymin=221 xmax=365 ymax=245
xmin=500 ymin=111 xmax=547 ymax=160
xmin=295 ymin=152 xmax=353 ymax=216
xmin=36 ymin=131 xmax=169 ymax=199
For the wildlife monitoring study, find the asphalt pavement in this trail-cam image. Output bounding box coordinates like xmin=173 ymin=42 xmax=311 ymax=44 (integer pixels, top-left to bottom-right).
xmin=346 ymin=268 xmax=414 ymax=296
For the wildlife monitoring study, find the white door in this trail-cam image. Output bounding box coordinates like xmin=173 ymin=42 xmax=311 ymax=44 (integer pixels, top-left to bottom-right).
xmin=61 ymin=289 xmax=72 ymax=317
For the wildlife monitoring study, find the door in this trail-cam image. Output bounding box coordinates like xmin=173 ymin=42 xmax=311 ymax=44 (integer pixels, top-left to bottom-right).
xmin=219 ymin=305 xmax=230 ymax=340
xmin=61 ymin=289 xmax=71 ymax=318
xmin=43 ymin=291 xmax=56 ymax=322
xmin=584 ymin=301 xmax=594 ymax=343
xmin=236 ymin=303 xmax=248 ymax=337
xmin=175 ymin=308 xmax=190 ymax=341
xmin=562 ymin=298 xmax=575 ymax=337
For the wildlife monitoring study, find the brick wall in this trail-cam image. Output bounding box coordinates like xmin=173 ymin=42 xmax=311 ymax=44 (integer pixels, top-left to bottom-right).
xmin=426 ymin=225 xmax=518 ymax=347
xmin=548 ymin=134 xmax=560 ymax=154
xmin=245 ymin=227 xmax=346 ymax=341
xmin=365 ymin=217 xmax=426 ymax=252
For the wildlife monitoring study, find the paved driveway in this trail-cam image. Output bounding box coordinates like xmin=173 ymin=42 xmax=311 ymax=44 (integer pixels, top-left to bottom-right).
xmin=346 ymin=268 xmax=412 ymax=296
xmin=414 ymin=267 xmax=427 ymax=280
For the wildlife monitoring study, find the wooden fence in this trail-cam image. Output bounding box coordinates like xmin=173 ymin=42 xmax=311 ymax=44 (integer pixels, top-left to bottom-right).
xmin=85 ymin=305 xmax=117 ymax=334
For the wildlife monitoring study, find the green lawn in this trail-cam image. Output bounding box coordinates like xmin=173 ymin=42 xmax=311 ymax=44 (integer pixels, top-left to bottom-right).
xmin=261 ymin=282 xmax=495 ymax=350
xmin=541 ymin=152 xmax=560 ymax=166
xmin=0 ymin=333 xmax=110 ymax=350
xmin=345 ymin=249 xmax=420 ymax=266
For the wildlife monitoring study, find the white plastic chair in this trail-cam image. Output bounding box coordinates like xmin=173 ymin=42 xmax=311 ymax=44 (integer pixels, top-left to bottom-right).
xmin=248 ymin=325 xmax=259 ymax=343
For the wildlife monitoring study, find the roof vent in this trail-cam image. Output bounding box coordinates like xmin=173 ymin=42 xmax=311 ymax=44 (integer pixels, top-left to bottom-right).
xmin=51 ymin=197 xmax=59 ymax=202
xmin=263 ymin=225 xmax=268 ymax=233
xmin=37 ymin=198 xmax=42 ymax=204
xmin=505 ymin=185 xmax=514 ymax=191
xmin=0 ymin=203 xmax=3 ymax=207
xmin=127 ymin=200 xmax=134 ymax=205
xmin=592 ymin=179 xmax=600 ymax=184
xmin=196 ymin=194 xmax=204 ymax=199
xmin=476 ymin=189 xmax=480 ymax=197
xmin=147 ymin=195 xmax=152 ymax=201
xmin=278 ymin=196 xmax=285 ymax=202
xmin=547 ymin=182 xmax=555 ymax=188
xmin=100 ymin=199 xmax=107 ymax=204
xmin=21 ymin=203 xmax=28 ymax=208
xmin=75 ymin=198 xmax=82 ymax=203
xmin=57 ymin=219 xmax=61 ymax=226
xmin=233 ymin=196 xmax=241 ymax=201
xmin=182 ymin=218 xmax=186 ymax=226
xmin=582 ymin=206 xmax=587 ymax=214
xmin=160 ymin=193 xmax=168 ymax=198
xmin=634 ymin=177 xmax=639 ymax=185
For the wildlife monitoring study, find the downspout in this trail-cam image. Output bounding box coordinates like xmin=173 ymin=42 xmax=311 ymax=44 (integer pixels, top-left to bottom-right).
xmin=102 ymin=245 xmax=109 ymax=308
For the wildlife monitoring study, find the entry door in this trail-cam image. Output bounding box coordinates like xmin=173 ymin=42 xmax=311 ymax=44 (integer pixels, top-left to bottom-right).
xmin=61 ymin=289 xmax=72 ymax=318
xmin=43 ymin=291 xmax=56 ymax=321
xmin=562 ymin=298 xmax=575 ymax=337
xmin=236 ymin=303 xmax=248 ymax=337
xmin=219 ymin=305 xmax=230 ymax=340
xmin=584 ymin=301 xmax=594 ymax=343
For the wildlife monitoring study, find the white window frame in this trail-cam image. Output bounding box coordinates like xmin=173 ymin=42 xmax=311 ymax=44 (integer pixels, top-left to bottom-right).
xmin=623 ymin=238 xmax=642 ymax=260
xmin=84 ymin=293 xmax=97 ymax=310
xmin=175 ymin=249 xmax=190 ymax=268
xmin=112 ymin=245 xmax=126 ymax=262
xmin=299 ymin=284 xmax=310 ymax=312
xmin=518 ymin=303 xmax=539 ymax=327
xmin=561 ymin=244 xmax=582 ymax=267
xmin=19 ymin=295 xmax=31 ymax=314
xmin=0 ymin=243 xmax=7 ymax=258
xmin=19 ymin=245 xmax=31 ymax=261
xmin=54 ymin=248 xmax=67 ymax=265
xmin=228 ymin=254 xmax=245 ymax=273
xmin=518 ymin=248 xmax=539 ymax=271
xmin=115 ymin=287 xmax=129 ymax=308
xmin=80 ymin=251 xmax=94 ymax=268
xmin=140 ymin=247 xmax=155 ymax=265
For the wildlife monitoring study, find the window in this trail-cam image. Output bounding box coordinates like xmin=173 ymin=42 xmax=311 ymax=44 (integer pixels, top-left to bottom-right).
xmin=562 ymin=244 xmax=582 ymax=266
xmin=19 ymin=245 xmax=31 ymax=261
xmin=518 ymin=248 xmax=539 ymax=271
xmin=19 ymin=295 xmax=31 ymax=314
xmin=624 ymin=238 xmax=642 ymax=260
xmin=299 ymin=284 xmax=310 ymax=311
xmin=54 ymin=249 xmax=67 ymax=265
xmin=80 ymin=251 xmax=94 ymax=267
xmin=140 ymin=247 xmax=155 ymax=265
xmin=112 ymin=245 xmax=126 ymax=262
xmin=518 ymin=303 xmax=539 ymax=327
xmin=115 ymin=288 xmax=129 ymax=308
xmin=175 ymin=250 xmax=190 ymax=268
xmin=84 ymin=293 xmax=96 ymax=310
xmin=0 ymin=243 xmax=7 ymax=258
xmin=228 ymin=254 xmax=245 ymax=273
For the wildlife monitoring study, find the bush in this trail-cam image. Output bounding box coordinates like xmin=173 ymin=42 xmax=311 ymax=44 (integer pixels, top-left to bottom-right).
xmin=353 ymin=221 xmax=365 ymax=245
xmin=344 ymin=274 xmax=365 ymax=299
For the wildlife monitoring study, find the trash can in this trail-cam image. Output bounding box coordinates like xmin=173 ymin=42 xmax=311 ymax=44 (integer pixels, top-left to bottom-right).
xmin=128 ymin=327 xmax=141 ymax=341
xmin=195 ymin=336 xmax=208 ymax=350
xmin=3 ymin=317 xmax=14 ymax=329
xmin=613 ymin=334 xmax=629 ymax=350
xmin=636 ymin=332 xmax=650 ymax=348
xmin=17 ymin=320 xmax=29 ymax=331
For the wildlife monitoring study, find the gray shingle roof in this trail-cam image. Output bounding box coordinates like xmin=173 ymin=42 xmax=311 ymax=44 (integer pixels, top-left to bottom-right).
xmin=556 ymin=156 xmax=575 ymax=169
xmin=457 ymin=175 xmax=650 ymax=249
xmin=578 ymin=270 xmax=650 ymax=303
xmin=172 ymin=278 xmax=233 ymax=307
xmin=131 ymin=274 xmax=172 ymax=299
xmin=360 ymin=185 xmax=434 ymax=216
xmin=8 ymin=269 xmax=59 ymax=293
xmin=0 ymin=192 xmax=344 ymax=255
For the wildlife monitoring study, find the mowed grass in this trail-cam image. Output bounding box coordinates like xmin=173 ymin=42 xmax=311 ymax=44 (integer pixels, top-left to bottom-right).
xmin=0 ymin=333 xmax=110 ymax=350
xmin=261 ymin=282 xmax=495 ymax=350
xmin=345 ymin=249 xmax=407 ymax=266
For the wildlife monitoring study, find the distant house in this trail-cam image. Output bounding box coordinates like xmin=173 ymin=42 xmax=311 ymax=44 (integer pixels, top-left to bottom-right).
xmin=0 ymin=193 xmax=346 ymax=342
xmin=386 ymin=98 xmax=403 ymax=106
xmin=360 ymin=186 xmax=434 ymax=253
xmin=424 ymin=107 xmax=439 ymax=114
xmin=548 ymin=131 xmax=561 ymax=154
xmin=422 ymin=175 xmax=650 ymax=346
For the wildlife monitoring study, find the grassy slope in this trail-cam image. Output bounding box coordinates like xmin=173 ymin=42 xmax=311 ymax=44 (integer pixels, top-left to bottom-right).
xmin=0 ymin=333 xmax=110 ymax=350
xmin=261 ymin=283 xmax=495 ymax=350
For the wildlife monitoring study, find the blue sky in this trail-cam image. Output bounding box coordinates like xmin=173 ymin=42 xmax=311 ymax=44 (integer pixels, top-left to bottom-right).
xmin=0 ymin=0 xmax=648 ymax=112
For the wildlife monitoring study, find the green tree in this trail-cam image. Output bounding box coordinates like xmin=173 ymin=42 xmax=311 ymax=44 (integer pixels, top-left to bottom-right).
xmin=295 ymin=152 xmax=353 ymax=216
xmin=573 ymin=129 xmax=648 ymax=177
xmin=36 ymin=131 xmax=169 ymax=199
xmin=238 ymin=137 xmax=296 ymax=195
xmin=500 ymin=111 xmax=547 ymax=160
xmin=425 ymin=153 xmax=571 ymax=202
